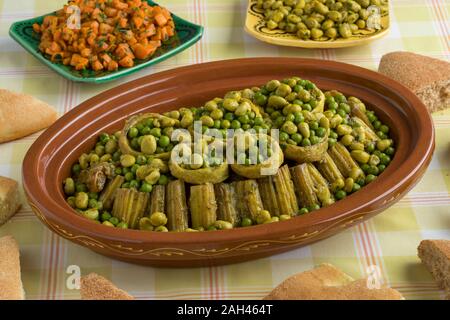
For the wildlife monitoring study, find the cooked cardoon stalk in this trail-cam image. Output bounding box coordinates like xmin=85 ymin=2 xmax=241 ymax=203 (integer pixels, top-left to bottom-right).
xmin=233 ymin=180 xmax=264 ymax=221
xmin=351 ymin=117 xmax=379 ymax=142
xmin=290 ymin=164 xmax=320 ymax=209
xmin=190 ymin=183 xmax=217 ymax=229
xmin=257 ymin=177 xmax=279 ymax=216
xmin=99 ymin=175 xmax=125 ymax=210
xmin=316 ymin=153 xmax=344 ymax=185
xmin=214 ymin=183 xmax=240 ymax=227
xmin=166 ymin=180 xmax=189 ymax=231
xmin=307 ymin=163 xmax=334 ymax=207
xmin=348 ymin=97 xmax=373 ymax=129
xmin=111 ymin=188 xmax=150 ymax=229
xmin=258 ymin=165 xmax=298 ymax=217
xmin=328 ymin=142 xmax=361 ymax=178
xmin=149 ymin=185 xmax=165 ymax=215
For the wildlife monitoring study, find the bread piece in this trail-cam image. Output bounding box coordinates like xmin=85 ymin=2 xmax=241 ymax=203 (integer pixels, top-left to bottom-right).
xmin=378 ymin=51 xmax=450 ymax=113
xmin=80 ymin=273 xmax=134 ymax=300
xmin=0 ymin=236 xmax=25 ymax=300
xmin=0 ymin=176 xmax=21 ymax=226
xmin=264 ymin=263 xmax=403 ymax=300
xmin=0 ymin=89 xmax=57 ymax=143
xmin=418 ymin=239 xmax=450 ymax=299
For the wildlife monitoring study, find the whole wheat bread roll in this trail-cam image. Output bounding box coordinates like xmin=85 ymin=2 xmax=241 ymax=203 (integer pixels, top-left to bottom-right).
xmin=378 ymin=52 xmax=450 ymax=113
xmin=0 ymin=176 xmax=21 ymax=226
xmin=80 ymin=273 xmax=134 ymax=300
xmin=0 ymin=236 xmax=25 ymax=300
xmin=418 ymin=239 xmax=450 ymax=300
xmin=0 ymin=89 xmax=57 ymax=143
xmin=264 ymin=263 xmax=403 ymax=300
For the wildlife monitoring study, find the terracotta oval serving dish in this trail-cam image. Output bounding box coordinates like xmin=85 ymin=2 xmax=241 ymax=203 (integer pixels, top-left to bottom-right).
xmin=23 ymin=58 xmax=434 ymax=267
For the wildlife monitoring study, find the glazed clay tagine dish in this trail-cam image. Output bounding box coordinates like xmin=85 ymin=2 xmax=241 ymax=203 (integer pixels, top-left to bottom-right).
xmin=22 ymin=58 xmax=434 ymax=267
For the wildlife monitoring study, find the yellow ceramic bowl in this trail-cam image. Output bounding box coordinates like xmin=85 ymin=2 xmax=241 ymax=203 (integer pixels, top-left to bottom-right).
xmin=244 ymin=0 xmax=390 ymax=49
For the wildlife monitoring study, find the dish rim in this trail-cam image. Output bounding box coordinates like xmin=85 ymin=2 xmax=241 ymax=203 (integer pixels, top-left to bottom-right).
xmin=244 ymin=0 xmax=390 ymax=49
xmin=22 ymin=57 xmax=434 ymax=247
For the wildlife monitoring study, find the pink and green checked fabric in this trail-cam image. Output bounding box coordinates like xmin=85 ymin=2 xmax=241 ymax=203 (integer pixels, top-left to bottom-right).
xmin=0 ymin=0 xmax=449 ymax=300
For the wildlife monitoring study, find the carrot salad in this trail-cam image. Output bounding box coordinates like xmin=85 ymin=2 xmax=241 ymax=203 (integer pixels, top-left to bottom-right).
xmin=33 ymin=0 xmax=176 ymax=71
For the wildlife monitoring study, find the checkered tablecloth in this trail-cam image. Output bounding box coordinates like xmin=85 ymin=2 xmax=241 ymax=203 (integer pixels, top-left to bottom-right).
xmin=0 ymin=0 xmax=449 ymax=300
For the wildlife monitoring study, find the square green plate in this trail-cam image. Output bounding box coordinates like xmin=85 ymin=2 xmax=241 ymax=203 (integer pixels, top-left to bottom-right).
xmin=9 ymin=1 xmax=203 ymax=84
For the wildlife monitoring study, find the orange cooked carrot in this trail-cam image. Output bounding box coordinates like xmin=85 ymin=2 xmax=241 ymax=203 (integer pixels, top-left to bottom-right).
xmin=32 ymin=23 xmax=41 ymax=33
xmin=154 ymin=13 xmax=167 ymax=27
xmin=92 ymin=60 xmax=104 ymax=71
xmin=132 ymin=16 xmax=143 ymax=29
xmin=118 ymin=56 xmax=134 ymax=67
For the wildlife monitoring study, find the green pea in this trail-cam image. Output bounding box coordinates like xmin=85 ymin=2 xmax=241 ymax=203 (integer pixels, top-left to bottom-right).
xmin=380 ymin=154 xmax=391 ymax=165
xmin=221 ymin=119 xmax=231 ymax=129
xmin=129 ymin=180 xmax=140 ymax=189
xmin=279 ymin=131 xmax=289 ymax=142
xmin=291 ymin=133 xmax=303 ymax=144
xmin=328 ymin=137 xmax=337 ymax=147
xmin=365 ymin=174 xmax=377 ymax=184
xmin=301 ymin=138 xmax=311 ymax=147
xmin=117 ymin=222 xmax=128 ymax=229
xmin=72 ymin=164 xmax=81 ymax=176
xmin=231 ymin=120 xmax=241 ymax=129
xmin=254 ymin=92 xmax=268 ymax=106
xmin=335 ymin=190 xmax=347 ymax=200
xmin=128 ymin=127 xmax=139 ymax=139
xmin=101 ymin=212 xmax=112 ymax=221
xmin=75 ymin=183 xmax=87 ymax=193
xmin=241 ymin=217 xmax=253 ymax=227
xmin=361 ymin=164 xmax=370 ymax=173
xmin=367 ymin=165 xmax=379 ymax=175
xmin=310 ymin=136 xmax=320 ymax=145
xmin=385 ymin=147 xmax=395 ymax=156
xmin=158 ymin=174 xmax=169 ymax=185
xmin=159 ymin=135 xmax=170 ymax=148
xmin=109 ymin=217 xmax=119 ymax=226
xmin=299 ymin=207 xmax=309 ymax=215
xmin=352 ymin=183 xmax=361 ymax=192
